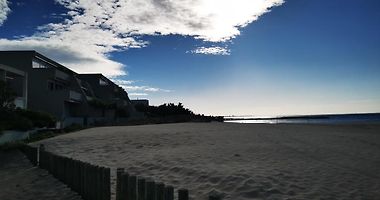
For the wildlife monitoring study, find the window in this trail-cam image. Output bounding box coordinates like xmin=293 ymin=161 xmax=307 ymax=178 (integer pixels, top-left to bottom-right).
xmin=47 ymin=81 xmax=54 ymax=91
xmin=47 ymin=80 xmax=66 ymax=91
xmin=99 ymin=78 xmax=108 ymax=86
xmin=32 ymin=59 xmax=49 ymax=69
xmin=55 ymin=83 xmax=64 ymax=90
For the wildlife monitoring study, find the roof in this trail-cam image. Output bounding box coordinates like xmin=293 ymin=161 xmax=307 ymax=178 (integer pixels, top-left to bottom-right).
xmin=0 ymin=50 xmax=77 ymax=75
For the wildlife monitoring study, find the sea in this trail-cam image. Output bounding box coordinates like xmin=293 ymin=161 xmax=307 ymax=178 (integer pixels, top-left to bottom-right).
xmin=224 ymin=113 xmax=380 ymax=124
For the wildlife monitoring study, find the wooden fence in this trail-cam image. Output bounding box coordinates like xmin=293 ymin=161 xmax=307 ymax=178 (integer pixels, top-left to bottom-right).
xmin=21 ymin=144 xmax=110 ymax=200
xmin=19 ymin=144 xmax=38 ymax=166
xmin=115 ymin=167 xmax=193 ymax=200
xmin=20 ymin=144 xmax=222 ymax=200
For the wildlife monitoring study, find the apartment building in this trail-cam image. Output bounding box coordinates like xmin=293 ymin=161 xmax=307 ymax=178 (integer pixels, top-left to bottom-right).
xmin=0 ymin=51 xmax=134 ymax=127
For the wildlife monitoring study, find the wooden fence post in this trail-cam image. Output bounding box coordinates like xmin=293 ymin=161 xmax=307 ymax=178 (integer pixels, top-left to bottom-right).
xmin=146 ymin=180 xmax=156 ymax=200
xmin=52 ymin=154 xmax=57 ymax=177
xmin=32 ymin=146 xmax=38 ymax=166
xmin=116 ymin=168 xmax=124 ymax=200
xmin=63 ymin=157 xmax=68 ymax=184
xmin=45 ymin=152 xmax=51 ymax=172
xmin=90 ymin=164 xmax=96 ymax=200
xmin=128 ymin=175 xmax=137 ymax=200
xmin=102 ymin=167 xmax=111 ymax=200
xmin=84 ymin=163 xmax=90 ymax=200
xmin=80 ymin=161 xmax=85 ymax=198
xmin=120 ymin=172 xmax=129 ymax=200
xmin=164 ymin=186 xmax=174 ymax=200
xmin=178 ymin=189 xmax=189 ymax=200
xmin=72 ymin=159 xmax=78 ymax=193
xmin=93 ymin=165 xmax=99 ymax=200
xmin=97 ymin=166 xmax=102 ymax=200
xmin=138 ymin=178 xmax=146 ymax=200
xmin=70 ymin=159 xmax=74 ymax=191
xmin=156 ymin=183 xmax=165 ymax=200
xmin=96 ymin=166 xmax=102 ymax=200
xmin=208 ymin=194 xmax=222 ymax=200
xmin=90 ymin=164 xmax=95 ymax=200
xmin=38 ymin=144 xmax=45 ymax=166
xmin=76 ymin=160 xmax=81 ymax=193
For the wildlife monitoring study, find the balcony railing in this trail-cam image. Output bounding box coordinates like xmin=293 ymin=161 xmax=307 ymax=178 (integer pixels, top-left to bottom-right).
xmin=55 ymin=70 xmax=70 ymax=80
xmin=33 ymin=68 xmax=70 ymax=81
xmin=69 ymin=90 xmax=82 ymax=102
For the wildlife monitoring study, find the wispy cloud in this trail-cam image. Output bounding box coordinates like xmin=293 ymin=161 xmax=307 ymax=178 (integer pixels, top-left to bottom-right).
xmin=111 ymin=79 xmax=135 ymax=85
xmin=111 ymin=78 xmax=171 ymax=96
xmin=129 ymin=93 xmax=149 ymax=96
xmin=191 ymin=46 xmax=231 ymax=55
xmin=0 ymin=0 xmax=284 ymax=75
xmin=120 ymin=84 xmax=171 ymax=93
xmin=0 ymin=0 xmax=10 ymax=26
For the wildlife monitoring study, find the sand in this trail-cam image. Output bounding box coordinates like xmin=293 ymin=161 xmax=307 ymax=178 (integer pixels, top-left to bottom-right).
xmin=0 ymin=150 xmax=82 ymax=200
xmin=32 ymin=122 xmax=380 ymax=200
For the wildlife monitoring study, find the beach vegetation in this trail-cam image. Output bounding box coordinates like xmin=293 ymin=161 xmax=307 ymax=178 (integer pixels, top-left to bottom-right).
xmin=0 ymin=80 xmax=56 ymax=132
xmin=88 ymin=98 xmax=116 ymax=109
xmin=134 ymin=102 xmax=223 ymax=123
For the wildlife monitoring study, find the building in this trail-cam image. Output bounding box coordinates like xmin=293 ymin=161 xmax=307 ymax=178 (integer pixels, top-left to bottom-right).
xmin=131 ymin=99 xmax=149 ymax=107
xmin=0 ymin=51 xmax=135 ymax=127
xmin=78 ymin=73 xmax=133 ymax=119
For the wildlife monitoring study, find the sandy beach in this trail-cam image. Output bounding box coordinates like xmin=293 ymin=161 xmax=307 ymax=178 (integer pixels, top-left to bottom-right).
xmin=31 ymin=122 xmax=380 ymax=200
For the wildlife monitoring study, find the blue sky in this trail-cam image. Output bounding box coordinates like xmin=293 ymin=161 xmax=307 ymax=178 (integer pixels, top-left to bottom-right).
xmin=0 ymin=0 xmax=379 ymax=116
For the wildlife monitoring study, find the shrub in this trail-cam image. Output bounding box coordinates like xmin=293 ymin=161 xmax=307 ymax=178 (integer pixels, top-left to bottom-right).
xmin=15 ymin=109 xmax=56 ymax=128
xmin=0 ymin=108 xmax=56 ymax=131
xmin=63 ymin=123 xmax=83 ymax=133
xmin=11 ymin=116 xmax=33 ymax=131
xmin=88 ymin=98 xmax=115 ymax=109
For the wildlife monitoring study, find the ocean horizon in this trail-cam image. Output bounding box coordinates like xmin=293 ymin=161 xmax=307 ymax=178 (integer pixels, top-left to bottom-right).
xmin=224 ymin=113 xmax=380 ymax=124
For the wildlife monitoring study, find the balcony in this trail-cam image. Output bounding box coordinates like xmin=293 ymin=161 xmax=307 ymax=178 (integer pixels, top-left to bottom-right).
xmin=54 ymin=90 xmax=82 ymax=103
xmin=14 ymin=97 xmax=26 ymax=109
xmin=33 ymin=68 xmax=71 ymax=81
xmin=55 ymin=70 xmax=70 ymax=80
xmin=69 ymin=90 xmax=82 ymax=102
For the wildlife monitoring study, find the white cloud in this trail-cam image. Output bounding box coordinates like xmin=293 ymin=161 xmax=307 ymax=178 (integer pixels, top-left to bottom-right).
xmin=110 ymin=77 xmax=171 ymax=95
xmin=119 ymin=83 xmax=171 ymax=93
xmin=0 ymin=0 xmax=284 ymax=75
xmin=191 ymin=46 xmax=231 ymax=55
xmin=111 ymin=79 xmax=135 ymax=85
xmin=0 ymin=0 xmax=10 ymax=26
xmin=53 ymin=0 xmax=284 ymax=42
xmin=129 ymin=93 xmax=149 ymax=96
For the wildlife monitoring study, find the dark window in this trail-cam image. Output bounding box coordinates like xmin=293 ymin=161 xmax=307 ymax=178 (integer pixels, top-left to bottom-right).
xmin=55 ymin=83 xmax=64 ymax=90
xmin=47 ymin=81 xmax=54 ymax=91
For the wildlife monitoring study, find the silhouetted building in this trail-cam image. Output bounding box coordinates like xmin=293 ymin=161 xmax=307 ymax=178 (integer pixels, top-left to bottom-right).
xmin=131 ymin=99 xmax=149 ymax=107
xmin=0 ymin=51 xmax=135 ymax=127
xmin=78 ymin=74 xmax=133 ymax=118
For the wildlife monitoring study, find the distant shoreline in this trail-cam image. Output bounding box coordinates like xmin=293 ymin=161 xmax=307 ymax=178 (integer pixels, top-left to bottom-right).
xmin=224 ymin=112 xmax=380 ymax=124
xmin=224 ymin=112 xmax=380 ymax=121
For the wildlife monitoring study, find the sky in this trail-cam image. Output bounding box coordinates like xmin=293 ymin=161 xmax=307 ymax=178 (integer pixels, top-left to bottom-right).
xmin=0 ymin=0 xmax=379 ymax=116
